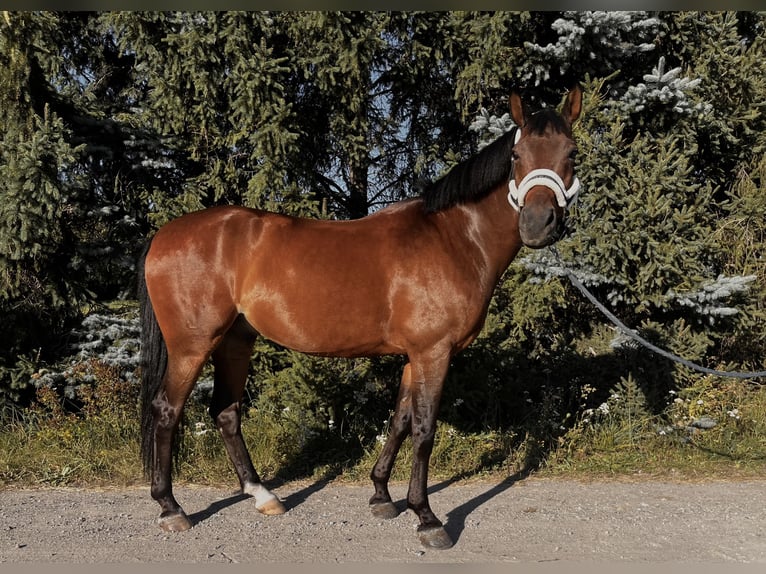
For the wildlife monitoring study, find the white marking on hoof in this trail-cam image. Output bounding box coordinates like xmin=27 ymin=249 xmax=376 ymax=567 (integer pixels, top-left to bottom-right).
xmin=257 ymin=498 xmax=287 ymax=515
xmin=244 ymin=482 xmax=286 ymax=515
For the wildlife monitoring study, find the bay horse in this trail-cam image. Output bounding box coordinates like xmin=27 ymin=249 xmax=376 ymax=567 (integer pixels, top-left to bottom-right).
xmin=138 ymin=86 xmax=582 ymax=549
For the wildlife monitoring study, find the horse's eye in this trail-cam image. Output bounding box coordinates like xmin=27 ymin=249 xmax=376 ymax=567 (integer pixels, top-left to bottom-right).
xmin=569 ymin=149 xmax=578 ymax=161
xmin=511 ymin=151 xmax=520 ymax=162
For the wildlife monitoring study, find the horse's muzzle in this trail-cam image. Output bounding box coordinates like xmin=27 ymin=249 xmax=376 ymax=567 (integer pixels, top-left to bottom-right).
xmin=518 ymin=199 xmax=563 ymax=248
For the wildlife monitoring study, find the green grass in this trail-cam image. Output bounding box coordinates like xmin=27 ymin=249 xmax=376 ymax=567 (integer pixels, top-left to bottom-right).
xmin=0 ymin=374 xmax=142 ymax=487
xmin=540 ymin=376 xmax=766 ymax=480
xmin=3 ymin=366 xmax=766 ymax=489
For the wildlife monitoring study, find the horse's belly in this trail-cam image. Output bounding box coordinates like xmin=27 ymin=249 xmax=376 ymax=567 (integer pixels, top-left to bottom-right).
xmin=239 ymin=295 xmax=402 ymax=358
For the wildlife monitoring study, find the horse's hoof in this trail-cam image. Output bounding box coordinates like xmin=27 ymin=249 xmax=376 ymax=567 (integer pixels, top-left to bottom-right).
xmin=370 ymin=501 xmax=399 ymax=519
xmin=417 ymin=525 xmax=453 ymax=549
xmin=256 ymin=498 xmax=286 ymax=515
xmin=158 ymin=511 xmax=192 ymax=532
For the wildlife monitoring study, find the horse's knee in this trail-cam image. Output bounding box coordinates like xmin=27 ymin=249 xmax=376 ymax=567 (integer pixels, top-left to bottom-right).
xmin=412 ymin=426 xmax=436 ymax=456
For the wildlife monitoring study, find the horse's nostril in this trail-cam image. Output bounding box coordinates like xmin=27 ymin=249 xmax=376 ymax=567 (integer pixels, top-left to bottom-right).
xmin=545 ymin=210 xmax=556 ymax=228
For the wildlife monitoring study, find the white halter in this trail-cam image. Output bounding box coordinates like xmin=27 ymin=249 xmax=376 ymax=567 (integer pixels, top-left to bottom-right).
xmin=506 ymin=128 xmax=580 ymax=212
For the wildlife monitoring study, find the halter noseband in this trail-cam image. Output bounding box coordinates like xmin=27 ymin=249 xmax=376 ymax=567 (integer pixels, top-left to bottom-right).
xmin=506 ymin=127 xmax=580 ymax=212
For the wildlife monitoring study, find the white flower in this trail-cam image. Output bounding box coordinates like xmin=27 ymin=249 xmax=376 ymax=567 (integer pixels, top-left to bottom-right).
xmin=194 ymin=422 xmax=209 ymax=437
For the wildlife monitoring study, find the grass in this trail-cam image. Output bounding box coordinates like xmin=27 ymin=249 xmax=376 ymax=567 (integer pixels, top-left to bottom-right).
xmin=540 ymin=376 xmax=766 ymax=480
xmin=2 ymin=362 xmax=766 ymax=489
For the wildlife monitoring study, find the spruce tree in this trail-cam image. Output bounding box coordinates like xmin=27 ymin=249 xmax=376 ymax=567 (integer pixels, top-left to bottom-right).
xmin=2 ymin=11 xmax=764 ymax=444
xmin=1 ymin=13 xmax=86 ymax=399
xmin=0 ymin=12 xmax=166 ymax=400
xmin=466 ymin=11 xmax=766 ymax=428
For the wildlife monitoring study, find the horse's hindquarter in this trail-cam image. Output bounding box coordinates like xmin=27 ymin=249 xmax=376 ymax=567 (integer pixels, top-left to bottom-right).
xmin=144 ymin=207 xmax=251 ymax=352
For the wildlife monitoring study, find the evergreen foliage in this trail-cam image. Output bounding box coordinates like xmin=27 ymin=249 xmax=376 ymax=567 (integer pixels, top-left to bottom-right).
xmin=1 ymin=11 xmax=765 ymax=479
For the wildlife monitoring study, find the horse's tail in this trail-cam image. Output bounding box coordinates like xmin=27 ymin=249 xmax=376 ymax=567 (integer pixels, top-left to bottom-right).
xmin=137 ymin=239 xmax=167 ymax=478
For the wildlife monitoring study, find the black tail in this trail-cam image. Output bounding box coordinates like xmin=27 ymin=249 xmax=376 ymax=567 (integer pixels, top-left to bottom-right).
xmin=137 ymin=239 xmax=167 ymax=478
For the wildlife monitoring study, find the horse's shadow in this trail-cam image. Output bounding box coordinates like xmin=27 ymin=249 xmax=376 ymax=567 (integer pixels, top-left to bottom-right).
xmin=383 ymin=470 xmax=528 ymax=545
xmin=186 ymin=478 xmax=333 ymax=527
xmin=280 ymin=477 xmax=333 ymax=509
xmin=440 ymin=471 xmax=527 ymax=545
xmin=187 ymin=472 xmax=523 ymax=547
xmin=187 ymin=491 xmax=251 ymax=526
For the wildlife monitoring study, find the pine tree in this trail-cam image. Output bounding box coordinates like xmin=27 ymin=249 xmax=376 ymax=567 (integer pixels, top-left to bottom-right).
xmin=0 ymin=12 xmax=165 ymax=400
xmin=2 ymin=11 xmax=764 ymax=441
xmin=467 ymin=11 xmax=766 ymax=426
xmin=1 ymin=14 xmax=87 ymax=398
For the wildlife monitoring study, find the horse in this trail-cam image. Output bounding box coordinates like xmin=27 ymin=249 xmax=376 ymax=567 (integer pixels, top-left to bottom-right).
xmin=137 ymin=85 xmax=582 ymax=550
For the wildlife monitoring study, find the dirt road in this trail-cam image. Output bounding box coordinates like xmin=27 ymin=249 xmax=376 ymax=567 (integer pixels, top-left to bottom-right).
xmin=2 ymin=477 xmax=766 ymax=563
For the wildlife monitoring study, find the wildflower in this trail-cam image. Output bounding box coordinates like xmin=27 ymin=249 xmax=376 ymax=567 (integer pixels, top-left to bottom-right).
xmin=656 ymin=425 xmax=674 ymax=436
xmin=727 ymin=409 xmax=741 ymax=420
xmin=194 ymin=422 xmax=209 ymax=437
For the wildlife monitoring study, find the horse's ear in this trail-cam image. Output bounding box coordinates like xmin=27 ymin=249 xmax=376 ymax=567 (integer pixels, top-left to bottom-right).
xmin=509 ymin=91 xmax=525 ymax=128
xmin=562 ymin=84 xmax=582 ymax=125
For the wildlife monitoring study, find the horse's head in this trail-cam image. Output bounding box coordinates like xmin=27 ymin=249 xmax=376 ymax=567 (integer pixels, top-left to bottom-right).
xmin=508 ymin=86 xmax=582 ymax=248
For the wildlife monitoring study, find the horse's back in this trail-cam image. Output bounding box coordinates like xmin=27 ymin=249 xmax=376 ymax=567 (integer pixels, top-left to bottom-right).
xmin=144 ymin=203 xmax=430 ymax=357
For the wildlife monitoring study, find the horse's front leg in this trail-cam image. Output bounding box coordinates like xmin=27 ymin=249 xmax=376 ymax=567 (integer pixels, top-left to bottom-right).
xmin=369 ymin=363 xmax=413 ymax=519
xmin=407 ymin=351 xmax=453 ymax=549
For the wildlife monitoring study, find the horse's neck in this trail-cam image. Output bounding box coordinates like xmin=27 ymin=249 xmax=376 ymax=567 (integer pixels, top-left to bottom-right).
xmin=446 ymin=185 xmax=524 ymax=286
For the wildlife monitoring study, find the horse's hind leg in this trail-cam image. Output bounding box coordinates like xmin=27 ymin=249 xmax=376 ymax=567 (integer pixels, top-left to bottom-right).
xmin=151 ymin=351 xmax=208 ymax=532
xmin=210 ymin=316 xmax=285 ymax=516
xmin=369 ymin=362 xmax=413 ymax=519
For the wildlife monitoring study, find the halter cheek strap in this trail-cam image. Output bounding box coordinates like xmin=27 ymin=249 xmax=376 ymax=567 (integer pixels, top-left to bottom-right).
xmin=507 ymin=170 xmax=580 ymax=212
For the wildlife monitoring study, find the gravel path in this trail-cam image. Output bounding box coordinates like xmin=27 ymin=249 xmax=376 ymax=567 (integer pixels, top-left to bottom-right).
xmin=2 ymin=477 xmax=766 ymax=563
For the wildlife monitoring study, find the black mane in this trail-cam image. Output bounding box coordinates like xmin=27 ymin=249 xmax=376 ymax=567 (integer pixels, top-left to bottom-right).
xmin=420 ymin=128 xmax=517 ymax=214
xmin=421 ymin=108 xmax=570 ymax=213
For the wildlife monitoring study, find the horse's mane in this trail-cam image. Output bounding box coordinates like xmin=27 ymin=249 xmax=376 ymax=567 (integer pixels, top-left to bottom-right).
xmin=421 ymin=109 xmax=569 ymax=213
